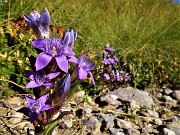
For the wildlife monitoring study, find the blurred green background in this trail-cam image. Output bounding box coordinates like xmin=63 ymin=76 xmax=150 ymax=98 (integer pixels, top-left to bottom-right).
xmin=0 ymin=0 xmax=179 ymax=96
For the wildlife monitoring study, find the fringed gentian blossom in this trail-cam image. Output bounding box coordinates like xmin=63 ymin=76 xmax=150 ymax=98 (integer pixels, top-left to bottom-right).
xmin=18 ymin=8 xmax=96 ymax=134
xmin=32 ymin=33 xmax=78 ymax=72
xmin=24 ymin=8 xmax=50 ymax=39
xmin=24 ymin=70 xmax=60 ymax=88
xmin=19 ymin=94 xmax=52 ymax=122
xmin=100 ymin=44 xmax=130 ymax=87
xmin=72 ymin=54 xmax=96 ymax=86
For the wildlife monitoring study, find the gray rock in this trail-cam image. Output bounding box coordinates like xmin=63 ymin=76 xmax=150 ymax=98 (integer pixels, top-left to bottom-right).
xmin=173 ymin=90 xmax=180 ymax=101
xmin=109 ymin=128 xmax=125 ymax=135
xmin=96 ymin=113 xmax=115 ymax=131
xmin=157 ymin=92 xmax=162 ymax=98
xmin=142 ymin=110 xmax=159 ymax=118
xmin=0 ymin=106 xmax=8 ymax=115
xmin=76 ymin=107 xmax=92 ymax=117
xmin=163 ymin=128 xmax=176 ymax=135
xmin=99 ymin=94 xmax=121 ymax=106
xmin=142 ymin=126 xmax=153 ymax=133
xmin=166 ymin=121 xmax=180 ymax=135
xmin=83 ymin=116 xmax=101 ymax=132
xmin=115 ymin=108 xmax=124 ymax=113
xmin=6 ymin=97 xmax=23 ymax=105
xmin=110 ymin=87 xmax=155 ymax=108
xmin=114 ymin=119 xmax=133 ymax=129
xmin=164 ymin=89 xmax=173 ymax=95
xmin=171 ymin=115 xmax=180 ymax=122
xmin=9 ymin=111 xmax=24 ymax=125
xmin=163 ymin=95 xmax=173 ymax=102
xmin=83 ymin=107 xmax=92 ymax=115
xmin=103 ymin=115 xmax=115 ymax=129
xmin=153 ymin=118 xmax=162 ymax=125
xmin=64 ymin=119 xmax=73 ymax=128
xmin=127 ymin=128 xmax=140 ymax=135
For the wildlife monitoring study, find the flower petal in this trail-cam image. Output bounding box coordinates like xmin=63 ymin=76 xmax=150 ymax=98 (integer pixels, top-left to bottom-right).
xmin=40 ymin=8 xmax=50 ymax=38
xmin=64 ymin=46 xmax=75 ymax=55
xmin=79 ymin=67 xmax=88 ymax=80
xmin=35 ymin=52 xmax=52 ymax=71
xmin=40 ymin=8 xmax=50 ymax=27
xmin=29 ymin=10 xmax=40 ymax=22
xmin=29 ymin=112 xmax=39 ymax=123
xmin=79 ymin=54 xmax=87 ymax=64
xmin=67 ymin=55 xmax=78 ymax=63
xmin=39 ymin=93 xmax=49 ymax=106
xmin=47 ymin=72 xmax=60 ymax=80
xmin=26 ymin=81 xmax=40 ymax=88
xmin=23 ymin=14 xmax=32 ymax=27
xmin=25 ymin=96 xmax=36 ymax=107
xmin=32 ymin=39 xmax=45 ymax=50
xmin=55 ymin=55 xmax=68 ymax=72
xmin=40 ymin=104 xmax=52 ymax=111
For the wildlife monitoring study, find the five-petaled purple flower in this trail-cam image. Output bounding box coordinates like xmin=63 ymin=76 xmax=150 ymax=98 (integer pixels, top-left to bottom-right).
xmin=19 ymin=94 xmax=52 ymax=123
xmin=32 ymin=33 xmax=78 ymax=72
xmin=73 ymin=54 xmax=96 ymax=86
xmin=24 ymin=8 xmax=50 ymax=39
xmin=24 ymin=70 xmax=60 ymax=88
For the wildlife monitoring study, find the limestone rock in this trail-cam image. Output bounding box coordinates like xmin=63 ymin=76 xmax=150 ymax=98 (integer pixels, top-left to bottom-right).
xmin=110 ymin=87 xmax=155 ymax=108
xmin=166 ymin=121 xmax=180 ymax=135
xmin=163 ymin=128 xmax=176 ymax=135
xmin=173 ymin=90 xmax=180 ymax=101
xmin=9 ymin=111 xmax=24 ymax=125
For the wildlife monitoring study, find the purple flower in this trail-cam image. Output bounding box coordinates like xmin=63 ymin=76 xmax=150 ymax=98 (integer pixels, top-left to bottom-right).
xmin=119 ymin=70 xmax=125 ymax=74
xmin=24 ymin=8 xmax=50 ymax=39
xmin=61 ymin=29 xmax=77 ymax=48
xmin=115 ymin=70 xmax=123 ymax=82
xmin=124 ymin=73 xmax=131 ymax=82
xmin=18 ymin=94 xmax=52 ymax=123
xmin=24 ymin=70 xmax=60 ymax=89
xmin=32 ymin=35 xmax=78 ymax=72
xmin=102 ymin=58 xmax=110 ymax=65
xmin=102 ymin=58 xmax=117 ymax=65
xmin=113 ymin=56 xmax=119 ymax=63
xmin=105 ymin=44 xmax=114 ymax=52
xmin=103 ymin=73 xmax=110 ymax=81
xmin=108 ymin=58 xmax=116 ymax=64
xmin=72 ymin=54 xmax=96 ymax=86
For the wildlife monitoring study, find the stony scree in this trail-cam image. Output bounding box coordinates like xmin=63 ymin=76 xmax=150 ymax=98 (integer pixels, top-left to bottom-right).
xmin=0 ymin=87 xmax=179 ymax=135
xmin=95 ymin=87 xmax=155 ymax=108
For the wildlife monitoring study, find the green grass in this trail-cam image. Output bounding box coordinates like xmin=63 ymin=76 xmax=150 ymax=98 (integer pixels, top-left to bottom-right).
xmin=0 ymin=0 xmax=180 ymax=96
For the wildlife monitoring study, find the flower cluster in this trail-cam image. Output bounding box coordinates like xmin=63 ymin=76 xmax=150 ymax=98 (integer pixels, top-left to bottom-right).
xmin=18 ymin=8 xmax=95 ymax=133
xmin=100 ymin=44 xmax=130 ymax=87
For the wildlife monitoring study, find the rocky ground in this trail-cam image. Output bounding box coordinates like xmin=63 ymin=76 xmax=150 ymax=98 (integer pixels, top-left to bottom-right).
xmin=0 ymin=87 xmax=179 ymax=135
